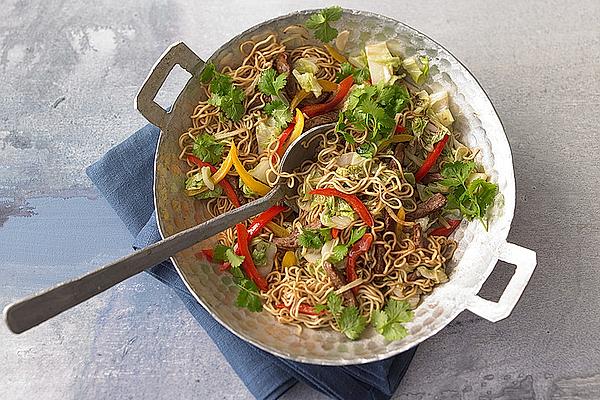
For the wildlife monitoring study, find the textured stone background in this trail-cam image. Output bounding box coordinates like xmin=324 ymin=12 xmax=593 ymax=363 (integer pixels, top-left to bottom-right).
xmin=1 ymin=0 xmax=599 ymax=399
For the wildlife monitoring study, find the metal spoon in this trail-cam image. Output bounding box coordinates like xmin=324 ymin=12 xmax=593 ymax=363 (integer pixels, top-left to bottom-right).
xmin=3 ymin=123 xmax=334 ymax=334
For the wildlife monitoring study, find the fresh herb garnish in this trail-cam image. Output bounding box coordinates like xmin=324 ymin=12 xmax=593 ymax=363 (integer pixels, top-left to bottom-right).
xmin=326 ymin=292 xmax=367 ymax=340
xmin=440 ymin=161 xmax=499 ymax=228
xmin=298 ymin=228 xmax=325 ymax=249
xmin=192 ymin=133 xmax=224 ymax=165
xmin=230 ymin=263 xmax=263 ymax=312
xmin=326 ymin=227 xmax=366 ymax=263
xmin=371 ymin=299 xmax=414 ymax=341
xmin=305 ymin=6 xmax=343 ymax=43
xmin=258 ymin=68 xmax=287 ymax=96
xmin=336 ymin=83 xmax=410 ymax=153
xmin=200 ymin=62 xmax=246 ymax=121
xmin=214 ymin=245 xmax=262 ymax=312
xmin=328 ymin=244 xmax=348 ymax=263
xmin=336 ymin=62 xmax=370 ymax=84
xmin=264 ymin=99 xmax=293 ymax=128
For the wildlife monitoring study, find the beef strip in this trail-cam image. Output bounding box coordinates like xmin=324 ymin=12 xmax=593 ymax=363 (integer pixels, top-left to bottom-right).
xmin=274 ymin=52 xmax=291 ymax=75
xmin=405 ymin=193 xmax=447 ymax=221
xmin=374 ymin=245 xmax=387 ymax=275
xmin=272 ymin=219 xmax=320 ymax=250
xmin=421 ymin=172 xmax=443 ymax=185
xmin=228 ymin=177 xmax=247 ymax=206
xmin=323 ymin=261 xmax=357 ymax=307
xmin=303 ymin=110 xmax=339 ymax=131
xmin=386 ymin=144 xmax=405 ymax=170
xmin=411 ymin=223 xmax=423 ymax=247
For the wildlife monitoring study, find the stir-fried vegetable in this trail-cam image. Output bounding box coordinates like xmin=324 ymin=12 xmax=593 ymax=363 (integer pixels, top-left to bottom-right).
xmin=365 ymin=41 xmax=401 ymax=85
xmin=310 ymin=188 xmax=374 ymax=227
xmin=429 ymin=219 xmax=461 ymax=237
xmin=186 ymin=155 xmax=240 ymax=207
xmin=415 ymin=134 xmax=450 ymax=182
xmin=236 ymin=224 xmax=269 ymax=291
xmin=302 ymin=75 xmax=354 ymax=117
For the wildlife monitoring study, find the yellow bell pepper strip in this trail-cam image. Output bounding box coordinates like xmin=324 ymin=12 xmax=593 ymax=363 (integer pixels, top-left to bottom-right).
xmin=210 ymin=144 xmax=235 ymax=185
xmin=286 ymin=108 xmax=305 ymax=146
xmin=266 ymin=222 xmax=290 ymax=237
xmin=281 ymin=251 xmax=298 ymax=268
xmin=324 ymin=43 xmax=347 ymax=63
xmin=290 ymin=90 xmax=310 ymax=110
xmin=395 ymin=208 xmax=405 ymax=238
xmin=317 ymin=79 xmax=339 ymax=92
xmin=230 ymin=142 xmax=271 ymax=196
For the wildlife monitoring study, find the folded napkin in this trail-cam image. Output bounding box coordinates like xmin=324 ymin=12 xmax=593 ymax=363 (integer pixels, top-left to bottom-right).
xmin=86 ymin=123 xmax=416 ymax=400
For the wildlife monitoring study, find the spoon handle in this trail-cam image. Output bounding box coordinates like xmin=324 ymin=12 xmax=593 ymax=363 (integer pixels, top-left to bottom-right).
xmin=4 ymin=187 xmax=285 ymax=334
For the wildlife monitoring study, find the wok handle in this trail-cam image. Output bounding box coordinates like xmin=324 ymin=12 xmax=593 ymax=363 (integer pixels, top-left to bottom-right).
xmin=135 ymin=42 xmax=203 ymax=130
xmin=466 ymin=242 xmax=537 ymax=322
xmin=3 ymin=187 xmax=285 ymax=334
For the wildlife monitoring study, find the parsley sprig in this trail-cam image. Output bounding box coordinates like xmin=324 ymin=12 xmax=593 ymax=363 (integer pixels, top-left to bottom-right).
xmin=258 ymin=68 xmax=293 ymax=128
xmin=372 ymin=299 xmax=413 ymax=341
xmin=192 ymin=133 xmax=223 ymax=165
xmin=336 ymin=83 xmax=410 ymax=157
xmin=214 ymin=244 xmax=263 ymax=312
xmin=324 ymin=292 xmax=367 ymax=340
xmin=199 ymin=62 xmax=246 ymax=121
xmin=336 ymin=62 xmax=370 ymax=85
xmin=439 ymin=161 xmax=498 ymax=228
xmin=305 ymin=6 xmax=343 ymax=43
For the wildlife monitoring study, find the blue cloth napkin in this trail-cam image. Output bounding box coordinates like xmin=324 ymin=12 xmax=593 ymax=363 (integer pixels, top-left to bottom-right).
xmin=86 ymin=123 xmax=416 ymax=400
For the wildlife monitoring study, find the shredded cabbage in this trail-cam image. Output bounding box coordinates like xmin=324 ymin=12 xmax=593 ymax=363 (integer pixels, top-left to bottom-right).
xmin=365 ymin=41 xmax=401 ymax=85
xmin=256 ymin=118 xmax=281 ymax=152
xmin=200 ymin=166 xmax=215 ymax=191
xmin=249 ymin=158 xmax=273 ymax=184
xmin=320 ymin=197 xmax=356 ymax=229
xmin=402 ymin=55 xmax=429 ymax=85
xmin=252 ymin=239 xmax=277 ymax=277
xmin=292 ymin=69 xmax=323 ymax=98
xmin=417 ymin=266 xmax=448 ymax=283
xmin=294 ymin=58 xmax=319 ymax=74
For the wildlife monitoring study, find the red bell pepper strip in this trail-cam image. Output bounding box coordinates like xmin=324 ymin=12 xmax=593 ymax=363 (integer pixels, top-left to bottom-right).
xmin=414 ymin=134 xmax=450 ymax=182
xmin=247 ymin=205 xmax=287 ymax=238
xmin=275 ymin=303 xmax=326 ymax=316
xmin=331 ymin=228 xmax=340 ymax=239
xmin=395 ymin=124 xmax=406 ymax=134
xmin=219 ymin=205 xmax=288 ymax=273
xmin=187 ymin=155 xmax=241 ymax=207
xmin=235 ymin=223 xmax=269 ymax=291
xmin=301 ymin=75 xmax=354 ymax=118
xmin=309 ymin=188 xmax=374 ymax=227
xmin=345 ymin=233 xmax=373 ymax=294
xmin=272 ymin=121 xmax=296 ymax=163
xmin=429 ymin=219 xmax=461 ymax=237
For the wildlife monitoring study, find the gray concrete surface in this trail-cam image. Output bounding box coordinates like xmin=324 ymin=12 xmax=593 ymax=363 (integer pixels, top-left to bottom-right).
xmin=1 ymin=0 xmax=599 ymax=399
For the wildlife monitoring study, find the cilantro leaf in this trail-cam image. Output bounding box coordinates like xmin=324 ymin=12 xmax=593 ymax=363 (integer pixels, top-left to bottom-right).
xmin=199 ymin=62 xmax=216 ymax=84
xmin=225 ymin=248 xmax=245 ymax=269
xmin=328 ymin=244 xmax=349 ymax=263
xmin=356 ymin=142 xmax=376 ymax=159
xmin=348 ymin=226 xmax=367 ymax=245
xmin=298 ymin=229 xmax=324 ymax=249
xmin=229 ymin=259 xmax=263 ymax=313
xmin=372 ymin=299 xmax=413 ymax=341
xmin=264 ymin=99 xmax=293 ymax=128
xmin=338 ymin=305 xmax=368 ymax=340
xmin=192 ymin=133 xmax=224 ymax=165
xmin=210 ymin=73 xmax=233 ymax=96
xmin=336 ymin=62 xmax=370 ymax=84
xmin=327 ymin=292 xmax=343 ymax=315
xmin=305 ymin=6 xmax=342 ymax=43
xmin=258 ymin=68 xmax=287 ymax=96
xmin=213 ymin=244 xmax=231 ymax=262
xmin=439 ymin=161 xmax=476 ymax=188
xmin=234 ymin=270 xmax=263 ymax=312
xmin=326 ymin=292 xmax=367 ymax=340
xmin=440 ymin=161 xmax=498 ymax=227
xmin=201 ymin=65 xmax=246 ymax=121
